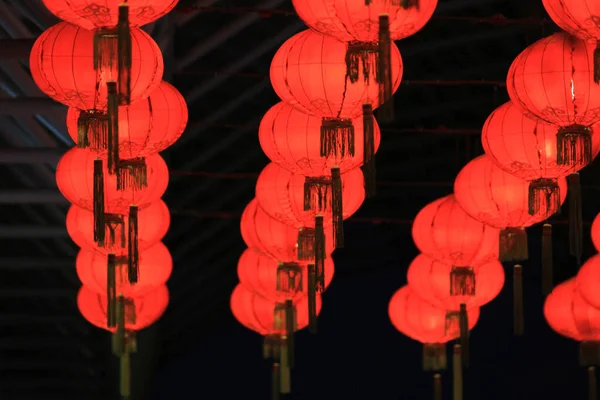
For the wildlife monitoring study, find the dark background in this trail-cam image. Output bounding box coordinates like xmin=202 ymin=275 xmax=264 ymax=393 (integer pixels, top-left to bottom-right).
xmin=0 ymin=0 xmax=597 ymax=399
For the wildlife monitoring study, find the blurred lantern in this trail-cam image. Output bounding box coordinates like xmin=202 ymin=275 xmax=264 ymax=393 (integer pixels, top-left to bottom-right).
xmin=66 ymin=200 xmax=170 ymax=255
xmin=542 ymin=0 xmax=600 ymax=82
xmin=259 ymin=102 xmax=382 ymax=196
xmin=66 ymin=80 xmax=188 ymax=159
xmin=255 ymin=163 xmax=365 ymax=250
xmin=576 ymin=254 xmax=600 ymax=309
xmin=407 ymin=253 xmax=505 ymax=311
xmin=412 ymin=195 xmax=500 ymax=267
xmin=270 ymin=29 xmax=402 ymax=160
xmin=30 ymin=22 xmax=163 ymax=110
xmin=507 ymin=32 xmax=600 ymax=168
xmin=592 ymin=214 xmax=600 ymax=252
xmin=42 ymin=0 xmax=179 ymax=30
xmin=231 ymin=284 xmax=322 ymax=396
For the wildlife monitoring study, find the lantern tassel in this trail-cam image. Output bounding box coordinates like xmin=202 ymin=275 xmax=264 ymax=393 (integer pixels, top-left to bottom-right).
xmin=120 ymin=352 xmax=131 ymax=400
xmin=308 ymin=263 xmax=318 ymax=334
xmin=527 ymin=178 xmax=560 ymax=216
xmin=499 ymin=227 xmax=528 ymax=262
xmin=345 ymin=41 xmax=378 ymax=84
xmin=595 ymin=40 xmax=600 ymax=85
xmin=125 ymin=330 xmax=137 ymax=354
xmin=117 ymin=4 xmax=132 ymax=106
xmin=377 ymin=15 xmax=394 ymax=123
xmin=107 ymin=254 xmax=117 ymax=328
xmin=422 ymin=343 xmax=447 ymax=372
xmin=279 ymin=338 xmax=291 ymax=394
xmin=117 ymin=158 xmax=148 ymax=191
xmin=107 ymin=82 xmax=120 ymax=174
xmin=513 ymin=264 xmax=524 ymax=336
xmin=320 ymin=118 xmax=355 ymax=158
xmin=450 ymin=266 xmax=475 ymax=296
xmin=128 ymin=205 xmax=139 ymax=285
xmin=541 ymin=224 xmax=553 ymax=296
xmin=433 ymin=373 xmax=442 ymax=400
xmin=557 ymin=124 xmax=592 ymax=168
xmin=303 ymin=176 xmax=330 ymax=212
xmin=589 ymin=367 xmax=597 ymax=400
xmin=314 ymin=215 xmax=326 ymax=292
xmin=331 ymin=166 xmax=344 ymax=249
xmin=579 ymin=341 xmax=600 ymax=367
xmin=452 ymin=345 xmax=463 ymax=400
xmin=272 ymin=362 xmax=281 ymax=400
xmin=297 ymin=227 xmax=315 ymax=261
xmin=458 ymin=304 xmax=469 ymax=369
xmin=112 ymin=296 xmax=126 ymax=356
xmin=362 ymin=103 xmax=376 ymax=197
xmin=93 ymin=159 xmax=106 ymax=246
xmin=284 ymin=299 xmax=295 ymax=369
xmin=77 ymin=111 xmax=108 ymax=150
xmin=93 ymin=28 xmax=117 ymax=72
xmin=568 ymin=173 xmax=583 ymax=267
xmin=104 ymin=213 xmax=126 ymax=249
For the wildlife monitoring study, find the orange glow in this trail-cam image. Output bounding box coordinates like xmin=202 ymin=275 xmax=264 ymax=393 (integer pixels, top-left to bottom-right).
xmin=576 ymin=255 xmax=600 ymax=310
xmin=591 ymin=214 xmax=600 ymax=252
xmin=542 ymin=0 xmax=600 ymax=41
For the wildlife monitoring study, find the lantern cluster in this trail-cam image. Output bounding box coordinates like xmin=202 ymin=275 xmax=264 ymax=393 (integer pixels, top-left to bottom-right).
xmin=31 ymin=1 xmax=186 ymax=398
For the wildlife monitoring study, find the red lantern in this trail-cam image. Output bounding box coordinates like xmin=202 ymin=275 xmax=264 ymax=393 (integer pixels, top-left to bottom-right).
xmin=592 ymin=214 xmax=600 ymax=252
xmin=42 ymin=0 xmax=179 ymax=29
xmin=412 ymin=195 xmax=500 ymax=267
xmin=237 ymin=248 xmax=335 ymax=302
xmin=56 ymin=148 xmax=169 ymax=214
xmin=240 ymin=199 xmax=335 ymax=262
xmin=506 ymin=32 xmax=600 ymax=168
xmin=78 ymin=284 xmax=168 ymax=332
xmin=67 ymin=200 xmax=169 ymax=254
xmin=30 ymin=22 xmax=163 ymax=110
xmin=77 ymin=242 xmax=172 ymax=298
xmin=406 ymin=254 xmax=505 ymax=311
xmin=66 ymin=81 xmax=188 ymax=159
xmin=576 ymin=254 xmax=600 ymax=309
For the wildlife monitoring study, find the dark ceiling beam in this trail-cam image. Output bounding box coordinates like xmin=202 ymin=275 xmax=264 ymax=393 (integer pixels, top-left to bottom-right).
xmin=0 ymin=39 xmax=35 ymax=59
xmin=0 ymin=225 xmax=68 ymax=238
xmin=0 ymin=190 xmax=67 ymax=204
xmin=0 ymin=98 xmax=64 ymax=115
xmin=0 ymin=147 xmax=64 ymax=163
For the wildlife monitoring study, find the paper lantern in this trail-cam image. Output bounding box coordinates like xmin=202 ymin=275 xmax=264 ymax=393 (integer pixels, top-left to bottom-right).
xmin=592 ymin=214 xmax=600 ymax=252
xmin=56 ymin=148 xmax=169 ymax=214
xmin=507 ymin=32 xmax=600 ymax=168
xmin=407 ymin=254 xmax=505 ymax=311
xmin=66 ymin=81 xmax=188 ymax=159
xmin=42 ymin=0 xmax=179 ymax=29
xmin=576 ymin=254 xmax=600 ymax=309
xmin=412 ymin=195 xmax=500 ymax=267
xmin=30 ymin=22 xmax=163 ymax=110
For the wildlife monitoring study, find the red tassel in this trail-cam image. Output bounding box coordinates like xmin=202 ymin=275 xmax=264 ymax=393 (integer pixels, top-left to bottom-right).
xmin=422 ymin=343 xmax=447 ymax=371
xmin=77 ymin=110 xmax=108 ymax=150
xmin=284 ymin=299 xmax=295 ymax=369
xmin=595 ymin=41 xmax=600 ymax=85
xmin=377 ymin=15 xmax=394 ymax=123
xmin=541 ymin=224 xmax=553 ymax=295
xmin=93 ymin=159 xmax=106 ymax=246
xmin=362 ymin=103 xmax=376 ymax=197
xmin=320 ymin=118 xmax=355 ymax=158
xmin=297 ymin=227 xmax=315 ymax=261
xmin=450 ymin=266 xmax=475 ymax=296
xmin=303 ymin=176 xmax=331 ymax=212
xmin=104 ymin=213 xmax=126 ymax=249
xmin=107 ymin=82 xmax=120 ymax=175
xmin=331 ymin=167 xmax=344 ymax=249
xmin=400 ymin=0 xmax=420 ymax=9
xmin=107 ymin=254 xmax=117 ymax=328
xmin=527 ymin=178 xmax=560 ymax=216
xmin=557 ymin=124 xmax=592 ymax=168
xmin=117 ymin=4 xmax=132 ymax=105
xmin=459 ymin=303 xmax=469 ymax=368
xmin=127 ymin=206 xmax=139 ymax=284
xmin=117 ymin=158 xmax=148 ymax=191
xmin=307 ymin=263 xmax=318 ymax=334
xmin=499 ymin=227 xmax=528 ymax=262
xmin=112 ymin=296 xmax=126 ymax=356
xmin=276 ymin=262 xmax=303 ymax=296
xmin=345 ymin=41 xmax=378 ymax=84
xmin=314 ymin=215 xmax=326 ymax=292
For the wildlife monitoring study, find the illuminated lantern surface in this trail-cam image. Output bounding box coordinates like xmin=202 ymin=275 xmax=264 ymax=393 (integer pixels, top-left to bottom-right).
xmin=66 ymin=81 xmax=188 ymax=159
xmin=67 ymin=200 xmax=170 ymax=254
xmin=291 ymin=0 xmax=438 ymax=42
xmin=507 ymin=32 xmax=600 ymax=128
xmin=41 ymin=0 xmax=179 ymax=29
xmin=454 ymin=155 xmax=567 ymax=228
xmin=255 ymin=162 xmax=365 ymax=228
xmin=237 ymin=248 xmax=335 ymax=302
xmin=231 ymin=284 xmax=321 ymax=335
xmin=76 ymin=242 xmax=172 ymax=297
xmin=412 ymin=195 xmax=500 ymax=267
xmin=406 ymin=254 xmax=505 ymax=311
xmin=592 ymin=214 xmax=600 ymax=252
xmin=240 ymin=199 xmax=335 ymax=261
xmin=544 ymin=278 xmax=600 ymax=341
xmin=482 ymin=101 xmax=600 ymax=177
xmin=270 ymin=29 xmax=403 ymax=118
xmin=56 ymin=148 xmax=169 ymax=214
xmin=78 ymin=284 xmax=169 ymax=332
xmin=576 ymin=254 xmax=600 ymax=309
xmin=30 ymin=22 xmax=163 ymax=110
xmin=388 ymin=285 xmax=480 ymax=344
xmin=259 ymin=101 xmax=381 ymax=175
xmin=542 ymin=0 xmax=600 ymax=42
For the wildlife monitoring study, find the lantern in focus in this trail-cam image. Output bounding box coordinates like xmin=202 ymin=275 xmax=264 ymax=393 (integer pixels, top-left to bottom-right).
xmin=42 ymin=0 xmax=179 ymax=30
xmin=412 ymin=195 xmax=500 ymax=267
xmin=507 ymin=32 xmax=600 ymax=168
xmin=591 ymin=214 xmax=600 ymax=252
xmin=576 ymin=254 xmax=600 ymax=309
xmin=66 ymin=80 xmax=188 ymax=159
xmin=407 ymin=254 xmax=505 ymax=311
xmin=30 ymin=22 xmax=163 ymax=110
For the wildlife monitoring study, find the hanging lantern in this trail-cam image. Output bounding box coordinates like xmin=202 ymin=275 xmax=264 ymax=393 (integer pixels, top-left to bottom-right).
xmin=407 ymin=253 xmax=505 ymax=311
xmin=482 ymin=101 xmax=597 ymax=215
xmin=259 ymin=102 xmax=382 ymax=196
xmin=591 ymin=214 xmax=600 ymax=252
xmin=66 ymin=81 xmax=188 ymax=159
xmin=454 ymin=155 xmax=567 ymax=261
xmin=255 ymin=162 xmax=365 ymax=249
xmin=41 ymin=0 xmax=179 ymax=30
xmin=30 ymin=21 xmax=163 ymax=110
xmin=412 ymin=194 xmax=500 ymax=267
xmin=270 ymin=29 xmax=402 ymax=157
xmin=576 ymin=255 xmax=600 ymax=309
xmin=506 ymin=32 xmax=600 ymax=168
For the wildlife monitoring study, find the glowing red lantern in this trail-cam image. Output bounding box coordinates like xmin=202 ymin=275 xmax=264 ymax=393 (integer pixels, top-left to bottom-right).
xmin=66 ymin=81 xmax=188 ymax=159
xmin=77 ymin=242 xmax=172 ymax=297
xmin=406 ymin=253 xmax=505 ymax=311
xmin=592 ymin=214 xmax=600 ymax=252
xmin=412 ymin=195 xmax=500 ymax=267
xmin=42 ymin=0 xmax=179 ymax=29
xmin=78 ymin=284 xmax=168 ymax=332
xmin=507 ymin=32 xmax=600 ymax=168
xmin=30 ymin=22 xmax=163 ymax=110
xmin=576 ymin=254 xmax=600 ymax=309
xmin=56 ymin=148 xmax=169 ymax=214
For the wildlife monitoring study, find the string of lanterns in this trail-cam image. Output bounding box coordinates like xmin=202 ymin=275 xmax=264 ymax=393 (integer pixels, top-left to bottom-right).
xmin=30 ymin=1 xmax=186 ymax=398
